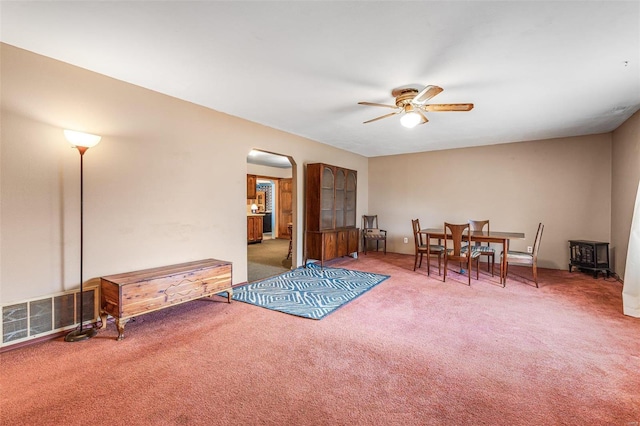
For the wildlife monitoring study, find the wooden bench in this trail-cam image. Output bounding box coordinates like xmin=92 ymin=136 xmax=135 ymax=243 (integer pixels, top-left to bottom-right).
xmin=99 ymin=258 xmax=232 ymax=340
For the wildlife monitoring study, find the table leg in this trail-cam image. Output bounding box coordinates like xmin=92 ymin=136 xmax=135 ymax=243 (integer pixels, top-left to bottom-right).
xmin=426 ymin=233 xmax=431 ymax=276
xmin=501 ymin=239 xmax=508 ymax=286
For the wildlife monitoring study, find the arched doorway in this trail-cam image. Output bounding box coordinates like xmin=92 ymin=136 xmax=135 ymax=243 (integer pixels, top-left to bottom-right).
xmin=246 ymin=150 xmax=296 ymax=282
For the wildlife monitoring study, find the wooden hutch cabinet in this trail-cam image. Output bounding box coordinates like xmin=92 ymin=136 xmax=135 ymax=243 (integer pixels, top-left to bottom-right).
xmin=304 ymin=163 xmax=358 ymax=266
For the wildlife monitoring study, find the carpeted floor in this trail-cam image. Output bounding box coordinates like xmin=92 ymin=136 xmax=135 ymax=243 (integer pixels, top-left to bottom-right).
xmin=247 ymin=237 xmax=292 ymax=282
xmin=1 ymin=252 xmax=639 ymax=425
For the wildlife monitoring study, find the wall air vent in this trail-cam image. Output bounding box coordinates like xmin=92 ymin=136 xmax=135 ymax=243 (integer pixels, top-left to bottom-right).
xmin=1 ymin=284 xmax=99 ymax=348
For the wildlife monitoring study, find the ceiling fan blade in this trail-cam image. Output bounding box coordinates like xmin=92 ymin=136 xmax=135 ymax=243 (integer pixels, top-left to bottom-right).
xmin=417 ymin=109 xmax=429 ymax=124
xmin=358 ymin=101 xmax=399 ymax=109
xmin=412 ymin=85 xmax=443 ymax=105
xmin=422 ymin=103 xmax=474 ymax=112
xmin=363 ymin=111 xmax=400 ymax=124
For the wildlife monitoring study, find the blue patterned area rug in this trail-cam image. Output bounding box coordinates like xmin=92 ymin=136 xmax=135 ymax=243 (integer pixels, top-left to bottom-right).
xmin=228 ymin=263 xmax=390 ymax=320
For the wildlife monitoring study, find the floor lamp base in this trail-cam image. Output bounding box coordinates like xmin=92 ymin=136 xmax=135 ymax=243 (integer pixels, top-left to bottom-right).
xmin=65 ymin=326 xmax=97 ymax=342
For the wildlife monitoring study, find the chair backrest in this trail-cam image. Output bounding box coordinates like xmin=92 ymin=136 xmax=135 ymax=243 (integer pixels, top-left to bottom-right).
xmin=362 ymin=215 xmax=378 ymax=230
xmin=469 ymin=219 xmax=489 ymax=232
xmin=469 ymin=219 xmax=490 ymax=246
xmin=445 ymin=222 xmax=472 ymax=261
xmin=532 ymin=223 xmax=544 ymax=260
xmin=411 ymin=219 xmax=423 ymax=248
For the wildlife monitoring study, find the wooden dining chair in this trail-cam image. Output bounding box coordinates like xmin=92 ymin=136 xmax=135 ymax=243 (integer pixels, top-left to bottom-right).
xmin=362 ymin=215 xmax=387 ymax=254
xmin=502 ymin=222 xmax=544 ymax=287
xmin=444 ymin=222 xmax=480 ymax=285
xmin=411 ymin=219 xmax=445 ymax=275
xmin=464 ymin=219 xmax=496 ymax=276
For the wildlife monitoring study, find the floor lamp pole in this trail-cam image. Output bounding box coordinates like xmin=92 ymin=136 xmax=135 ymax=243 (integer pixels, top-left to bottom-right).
xmin=65 ymin=143 xmax=98 ymax=342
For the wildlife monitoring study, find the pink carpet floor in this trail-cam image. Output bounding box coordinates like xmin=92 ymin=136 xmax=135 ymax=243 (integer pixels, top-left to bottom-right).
xmin=1 ymin=253 xmax=639 ymax=425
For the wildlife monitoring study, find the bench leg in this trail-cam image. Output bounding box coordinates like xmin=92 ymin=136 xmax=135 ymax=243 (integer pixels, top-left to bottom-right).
xmin=115 ymin=318 xmax=129 ymax=341
xmin=99 ymin=311 xmax=109 ymax=330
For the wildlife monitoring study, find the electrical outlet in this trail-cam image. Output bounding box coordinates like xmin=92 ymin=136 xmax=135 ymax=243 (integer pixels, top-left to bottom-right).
xmin=527 ymin=246 xmax=533 ymax=253
xmin=403 ymin=237 xmax=409 ymax=244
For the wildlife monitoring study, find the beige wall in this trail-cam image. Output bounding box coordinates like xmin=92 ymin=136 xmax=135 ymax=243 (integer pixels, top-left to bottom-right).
xmin=0 ymin=43 xmax=368 ymax=303
xmin=368 ymin=135 xmax=612 ymax=270
xmin=3 ymin=42 xmax=636 ymax=307
xmin=612 ymin=110 xmax=640 ymax=279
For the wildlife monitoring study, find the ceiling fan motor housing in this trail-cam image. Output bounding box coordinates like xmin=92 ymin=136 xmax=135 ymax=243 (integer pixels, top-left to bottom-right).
xmin=393 ymin=89 xmax=420 ymax=107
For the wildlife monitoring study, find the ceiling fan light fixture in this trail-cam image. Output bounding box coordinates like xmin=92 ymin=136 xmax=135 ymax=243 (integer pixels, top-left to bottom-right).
xmin=400 ymin=105 xmax=421 ymax=128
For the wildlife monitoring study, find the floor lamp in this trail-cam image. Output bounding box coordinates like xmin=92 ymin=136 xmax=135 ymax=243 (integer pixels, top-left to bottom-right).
xmin=64 ymin=129 xmax=101 ymax=342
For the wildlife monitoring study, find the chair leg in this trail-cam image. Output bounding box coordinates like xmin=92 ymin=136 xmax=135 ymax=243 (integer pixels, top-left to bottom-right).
xmin=383 ymin=239 xmax=387 ymax=254
xmin=413 ymin=253 xmax=419 ymax=271
xmin=490 ymin=254 xmax=495 ymax=277
xmin=437 ymin=253 xmax=442 ymax=275
xmin=533 ymin=264 xmax=539 ymax=288
xmin=476 ymin=257 xmax=479 ymax=280
xmin=504 ymin=262 xmax=509 ymax=287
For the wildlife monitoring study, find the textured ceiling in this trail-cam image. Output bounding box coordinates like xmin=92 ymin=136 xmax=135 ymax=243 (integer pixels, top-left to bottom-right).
xmin=1 ymin=1 xmax=639 ymax=157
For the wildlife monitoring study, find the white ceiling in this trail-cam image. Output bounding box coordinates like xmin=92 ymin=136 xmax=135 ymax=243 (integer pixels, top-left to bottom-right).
xmin=1 ymin=1 xmax=639 ymax=157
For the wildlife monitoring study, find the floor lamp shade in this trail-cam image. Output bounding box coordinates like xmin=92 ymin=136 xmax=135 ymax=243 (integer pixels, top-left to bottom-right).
xmin=64 ymin=129 xmax=101 ymax=148
xmin=64 ymin=129 xmax=101 ymax=342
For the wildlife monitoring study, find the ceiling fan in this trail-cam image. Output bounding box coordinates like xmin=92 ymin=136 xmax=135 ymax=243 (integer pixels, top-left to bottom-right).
xmin=358 ymin=85 xmax=474 ymax=128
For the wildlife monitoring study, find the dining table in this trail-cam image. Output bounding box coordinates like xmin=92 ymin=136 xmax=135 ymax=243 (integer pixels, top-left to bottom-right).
xmin=419 ymin=228 xmax=525 ymax=285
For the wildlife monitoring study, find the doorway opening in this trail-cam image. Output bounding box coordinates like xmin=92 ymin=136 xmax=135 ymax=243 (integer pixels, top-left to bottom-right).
xmin=246 ymin=149 xmax=296 ymax=283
